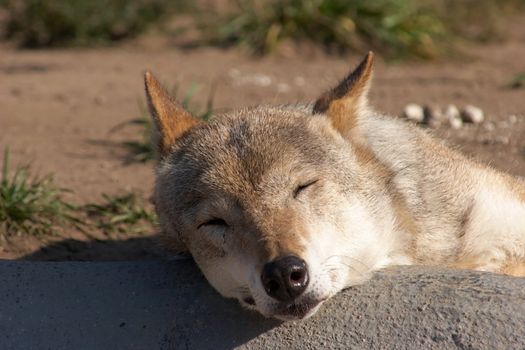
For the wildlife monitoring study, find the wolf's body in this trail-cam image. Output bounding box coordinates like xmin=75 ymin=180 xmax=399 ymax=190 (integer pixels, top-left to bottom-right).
xmin=144 ymin=52 xmax=525 ymax=320
xmin=341 ymin=108 xmax=525 ymax=273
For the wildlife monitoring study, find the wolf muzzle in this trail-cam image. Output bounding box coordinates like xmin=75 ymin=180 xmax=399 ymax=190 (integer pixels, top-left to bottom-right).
xmin=261 ymin=256 xmax=309 ymax=302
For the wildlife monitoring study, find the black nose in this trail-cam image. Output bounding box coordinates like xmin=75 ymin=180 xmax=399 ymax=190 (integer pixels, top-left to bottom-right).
xmin=261 ymin=256 xmax=309 ymax=302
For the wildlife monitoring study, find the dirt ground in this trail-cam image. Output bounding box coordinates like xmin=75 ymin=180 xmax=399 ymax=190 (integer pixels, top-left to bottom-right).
xmin=1 ymin=18 xmax=524 ymax=260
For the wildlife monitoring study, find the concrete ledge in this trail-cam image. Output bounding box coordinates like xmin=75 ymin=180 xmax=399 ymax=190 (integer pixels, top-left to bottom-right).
xmin=0 ymin=261 xmax=524 ymax=349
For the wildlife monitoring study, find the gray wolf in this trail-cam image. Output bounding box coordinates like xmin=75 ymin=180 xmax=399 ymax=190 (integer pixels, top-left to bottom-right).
xmin=144 ymin=52 xmax=525 ymax=320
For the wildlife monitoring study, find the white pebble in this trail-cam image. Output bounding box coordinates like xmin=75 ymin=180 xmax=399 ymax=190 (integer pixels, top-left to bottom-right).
xmin=461 ymin=105 xmax=484 ymax=124
xmin=444 ymin=104 xmax=460 ymax=120
xmin=403 ymin=103 xmax=425 ymax=123
xmin=509 ymin=115 xmax=518 ymax=124
xmin=449 ymin=115 xmax=463 ymax=129
xmin=277 ymin=83 xmax=290 ymax=93
xmin=445 ymin=104 xmax=461 ymax=129
xmin=423 ymin=104 xmax=442 ymax=120
xmin=252 ymin=73 xmax=272 ymax=87
xmin=230 ymin=72 xmax=272 ymax=87
xmin=424 ymin=104 xmax=443 ymax=127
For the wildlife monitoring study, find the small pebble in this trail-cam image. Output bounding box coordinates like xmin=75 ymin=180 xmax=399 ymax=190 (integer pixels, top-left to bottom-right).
xmin=449 ymin=115 xmax=463 ymax=129
xmin=251 ymin=73 xmax=272 ymax=87
xmin=444 ymin=104 xmax=460 ymax=120
xmin=423 ymin=104 xmax=443 ymax=127
xmin=445 ymin=104 xmax=462 ymax=129
xmin=509 ymin=115 xmax=518 ymax=124
xmin=423 ymin=104 xmax=443 ymax=120
xmin=403 ymin=103 xmax=425 ymax=123
xmin=277 ymin=83 xmax=290 ymax=93
xmin=229 ymin=72 xmax=272 ymax=87
xmin=461 ymin=105 xmax=484 ymax=124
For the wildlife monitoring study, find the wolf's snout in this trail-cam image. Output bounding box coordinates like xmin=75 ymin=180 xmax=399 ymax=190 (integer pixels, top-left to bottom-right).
xmin=261 ymin=256 xmax=309 ymax=302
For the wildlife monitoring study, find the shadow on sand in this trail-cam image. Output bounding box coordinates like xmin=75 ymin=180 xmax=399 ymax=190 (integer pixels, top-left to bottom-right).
xmin=20 ymin=235 xmax=166 ymax=261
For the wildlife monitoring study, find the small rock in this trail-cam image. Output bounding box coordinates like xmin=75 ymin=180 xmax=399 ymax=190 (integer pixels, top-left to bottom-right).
xmin=444 ymin=104 xmax=460 ymax=120
xmin=445 ymin=104 xmax=462 ymax=129
xmin=449 ymin=115 xmax=463 ymax=129
xmin=461 ymin=105 xmax=484 ymax=124
xmin=252 ymin=73 xmax=272 ymax=87
xmin=403 ymin=103 xmax=425 ymax=123
xmin=509 ymin=115 xmax=518 ymax=124
xmin=229 ymin=71 xmax=272 ymax=87
xmin=277 ymin=83 xmax=290 ymax=93
xmin=423 ymin=104 xmax=443 ymax=127
xmin=423 ymin=104 xmax=443 ymax=120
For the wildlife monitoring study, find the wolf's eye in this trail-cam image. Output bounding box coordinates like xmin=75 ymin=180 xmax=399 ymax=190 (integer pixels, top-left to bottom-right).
xmin=293 ymin=180 xmax=318 ymax=198
xmin=198 ymin=218 xmax=228 ymax=229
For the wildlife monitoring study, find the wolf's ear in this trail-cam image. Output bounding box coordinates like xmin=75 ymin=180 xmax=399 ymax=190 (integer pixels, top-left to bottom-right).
xmin=144 ymin=71 xmax=200 ymax=158
xmin=313 ymin=52 xmax=374 ymax=137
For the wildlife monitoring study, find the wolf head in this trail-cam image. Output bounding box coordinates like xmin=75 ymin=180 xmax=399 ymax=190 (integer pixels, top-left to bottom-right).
xmin=145 ymin=53 xmax=403 ymax=320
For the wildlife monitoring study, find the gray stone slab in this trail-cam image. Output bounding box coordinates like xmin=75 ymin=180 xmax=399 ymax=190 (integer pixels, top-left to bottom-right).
xmin=0 ymin=261 xmax=523 ymax=349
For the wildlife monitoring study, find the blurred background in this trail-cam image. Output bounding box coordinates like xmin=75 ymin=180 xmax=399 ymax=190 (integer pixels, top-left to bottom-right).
xmin=0 ymin=0 xmax=524 ymax=57
xmin=0 ymin=0 xmax=524 ymax=260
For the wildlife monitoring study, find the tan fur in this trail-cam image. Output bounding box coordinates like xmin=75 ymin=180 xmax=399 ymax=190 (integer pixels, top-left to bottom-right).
xmin=145 ymin=53 xmax=525 ymax=320
xmin=257 ymin=209 xmax=308 ymax=261
xmin=506 ymin=174 xmax=525 ymax=203
xmin=501 ymin=262 xmax=525 ymax=277
xmin=144 ymin=71 xmax=200 ymax=157
xmin=313 ymin=51 xmax=373 ymax=116
xmin=454 ymin=258 xmax=525 ymax=277
xmin=313 ymin=52 xmax=373 ymax=143
xmin=451 ymin=255 xmax=488 ymax=271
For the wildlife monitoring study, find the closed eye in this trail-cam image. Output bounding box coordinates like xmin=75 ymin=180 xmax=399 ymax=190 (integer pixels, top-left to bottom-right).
xmin=198 ymin=218 xmax=228 ymax=229
xmin=293 ymin=180 xmax=318 ymax=198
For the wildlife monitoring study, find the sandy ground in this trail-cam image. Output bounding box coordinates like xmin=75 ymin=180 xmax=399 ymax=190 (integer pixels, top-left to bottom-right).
xmin=1 ymin=19 xmax=524 ymax=260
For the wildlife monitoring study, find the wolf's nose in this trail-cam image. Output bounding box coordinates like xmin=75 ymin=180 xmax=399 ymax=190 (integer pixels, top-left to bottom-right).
xmin=261 ymin=256 xmax=309 ymax=302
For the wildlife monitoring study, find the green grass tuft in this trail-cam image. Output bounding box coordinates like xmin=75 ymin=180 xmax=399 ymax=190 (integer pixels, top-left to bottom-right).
xmin=120 ymin=102 xmax=155 ymax=163
xmin=507 ymin=72 xmax=525 ymax=89
xmin=202 ymin=0 xmax=524 ymax=58
xmin=3 ymin=0 xmax=522 ymax=57
xmin=0 ymin=149 xmax=81 ymax=237
xmin=204 ymin=0 xmax=447 ymax=58
xmin=84 ymin=193 xmax=155 ymax=235
xmin=0 ymin=150 xmax=158 ymax=239
xmin=1 ymin=0 xmax=181 ymax=47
